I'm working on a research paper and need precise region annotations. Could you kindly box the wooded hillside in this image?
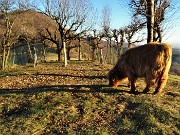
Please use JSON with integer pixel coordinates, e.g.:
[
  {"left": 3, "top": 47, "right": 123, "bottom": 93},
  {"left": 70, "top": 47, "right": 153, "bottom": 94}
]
[{"left": 0, "top": 9, "right": 180, "bottom": 75}]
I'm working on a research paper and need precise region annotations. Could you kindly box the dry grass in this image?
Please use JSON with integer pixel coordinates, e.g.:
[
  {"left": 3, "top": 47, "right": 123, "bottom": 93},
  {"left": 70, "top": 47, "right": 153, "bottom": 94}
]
[{"left": 0, "top": 61, "right": 179, "bottom": 134}]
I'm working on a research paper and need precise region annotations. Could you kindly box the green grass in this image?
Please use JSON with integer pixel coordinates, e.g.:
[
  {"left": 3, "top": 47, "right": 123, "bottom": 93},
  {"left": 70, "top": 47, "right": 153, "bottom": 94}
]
[{"left": 0, "top": 61, "right": 179, "bottom": 135}]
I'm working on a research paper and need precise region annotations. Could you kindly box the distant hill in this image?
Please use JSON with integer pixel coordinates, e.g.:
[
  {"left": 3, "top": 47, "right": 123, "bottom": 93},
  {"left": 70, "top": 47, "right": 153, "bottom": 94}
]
[
  {"left": 0, "top": 9, "right": 56, "bottom": 42},
  {"left": 171, "top": 48, "right": 180, "bottom": 75}
]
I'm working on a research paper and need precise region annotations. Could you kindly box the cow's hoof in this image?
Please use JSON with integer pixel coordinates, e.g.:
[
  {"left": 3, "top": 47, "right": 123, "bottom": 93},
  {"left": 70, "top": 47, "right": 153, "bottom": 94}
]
[
  {"left": 153, "top": 89, "right": 162, "bottom": 95},
  {"left": 129, "top": 90, "right": 139, "bottom": 95},
  {"left": 153, "top": 91, "right": 160, "bottom": 95},
  {"left": 143, "top": 89, "right": 150, "bottom": 93}
]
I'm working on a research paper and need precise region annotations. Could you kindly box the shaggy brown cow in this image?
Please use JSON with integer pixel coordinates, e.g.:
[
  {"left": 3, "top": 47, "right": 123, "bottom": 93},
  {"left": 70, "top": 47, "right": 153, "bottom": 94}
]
[{"left": 108, "top": 42, "right": 172, "bottom": 94}]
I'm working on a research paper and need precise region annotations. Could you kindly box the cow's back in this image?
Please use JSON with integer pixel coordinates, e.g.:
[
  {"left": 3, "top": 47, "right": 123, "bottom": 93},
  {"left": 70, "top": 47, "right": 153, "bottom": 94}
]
[{"left": 119, "top": 43, "right": 172, "bottom": 78}]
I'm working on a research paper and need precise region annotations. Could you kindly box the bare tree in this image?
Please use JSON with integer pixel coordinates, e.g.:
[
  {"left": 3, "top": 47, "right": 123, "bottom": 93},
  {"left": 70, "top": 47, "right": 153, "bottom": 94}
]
[
  {"left": 101, "top": 5, "right": 113, "bottom": 63},
  {"left": 119, "top": 29, "right": 125, "bottom": 57},
  {"left": 130, "top": 0, "right": 170, "bottom": 43},
  {"left": 87, "top": 30, "right": 103, "bottom": 62},
  {"left": 124, "top": 19, "right": 145, "bottom": 48},
  {"left": 71, "top": 35, "right": 85, "bottom": 61},
  {"left": 38, "top": 0, "right": 94, "bottom": 67},
  {"left": 112, "top": 28, "right": 125, "bottom": 58},
  {"left": 17, "top": 0, "right": 31, "bottom": 10},
  {"left": 77, "top": 36, "right": 81, "bottom": 61},
  {"left": 153, "top": 0, "right": 170, "bottom": 42},
  {"left": 0, "top": 0, "right": 20, "bottom": 69},
  {"left": 65, "top": 38, "right": 80, "bottom": 60},
  {"left": 19, "top": 34, "right": 34, "bottom": 63}
]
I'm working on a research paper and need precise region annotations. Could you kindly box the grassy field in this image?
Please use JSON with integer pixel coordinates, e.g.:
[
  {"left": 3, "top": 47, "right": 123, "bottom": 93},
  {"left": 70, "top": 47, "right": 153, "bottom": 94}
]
[{"left": 0, "top": 61, "right": 179, "bottom": 135}]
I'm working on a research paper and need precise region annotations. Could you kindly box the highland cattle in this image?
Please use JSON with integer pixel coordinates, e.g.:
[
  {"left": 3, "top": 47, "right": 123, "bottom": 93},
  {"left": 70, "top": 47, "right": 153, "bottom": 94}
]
[{"left": 108, "top": 42, "right": 172, "bottom": 94}]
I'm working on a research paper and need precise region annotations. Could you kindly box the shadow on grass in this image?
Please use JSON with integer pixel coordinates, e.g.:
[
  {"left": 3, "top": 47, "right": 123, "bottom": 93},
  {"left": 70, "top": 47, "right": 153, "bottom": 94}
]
[
  {"left": 36, "top": 73, "right": 107, "bottom": 80},
  {"left": 0, "top": 84, "right": 130, "bottom": 95},
  {"left": 0, "top": 72, "right": 107, "bottom": 80}
]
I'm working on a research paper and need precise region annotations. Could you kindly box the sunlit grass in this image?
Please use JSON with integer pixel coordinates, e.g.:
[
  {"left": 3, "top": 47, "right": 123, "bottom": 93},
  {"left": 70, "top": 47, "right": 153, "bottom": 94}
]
[{"left": 0, "top": 61, "right": 179, "bottom": 134}]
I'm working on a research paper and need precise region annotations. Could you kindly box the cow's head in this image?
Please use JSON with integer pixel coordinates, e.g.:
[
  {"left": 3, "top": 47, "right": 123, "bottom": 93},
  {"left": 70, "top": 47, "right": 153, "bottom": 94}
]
[
  {"left": 108, "top": 69, "right": 120, "bottom": 87},
  {"left": 108, "top": 68, "right": 128, "bottom": 87}
]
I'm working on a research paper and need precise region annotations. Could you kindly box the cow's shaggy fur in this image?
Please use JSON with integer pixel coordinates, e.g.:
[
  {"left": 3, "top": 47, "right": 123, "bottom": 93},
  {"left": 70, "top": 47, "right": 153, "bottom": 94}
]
[{"left": 108, "top": 42, "right": 172, "bottom": 94}]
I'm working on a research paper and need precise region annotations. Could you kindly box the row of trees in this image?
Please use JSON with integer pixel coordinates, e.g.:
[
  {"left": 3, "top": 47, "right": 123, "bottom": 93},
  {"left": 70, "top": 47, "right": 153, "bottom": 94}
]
[
  {"left": 90, "top": 0, "right": 171, "bottom": 63},
  {"left": 0, "top": 0, "right": 174, "bottom": 69}
]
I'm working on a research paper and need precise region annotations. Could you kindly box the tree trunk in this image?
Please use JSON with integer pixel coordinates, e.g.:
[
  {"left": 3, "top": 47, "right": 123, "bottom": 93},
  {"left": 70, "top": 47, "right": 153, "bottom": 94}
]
[
  {"left": 127, "top": 37, "right": 132, "bottom": 49},
  {"left": 33, "top": 47, "right": 38, "bottom": 67},
  {"left": 42, "top": 43, "right": 46, "bottom": 62},
  {"left": 119, "top": 30, "right": 124, "bottom": 57},
  {"left": 27, "top": 41, "right": 33, "bottom": 63},
  {"left": 128, "top": 43, "right": 132, "bottom": 49},
  {"left": 147, "top": 0, "right": 155, "bottom": 43},
  {"left": 119, "top": 46, "right": 123, "bottom": 58},
  {"left": 109, "top": 38, "right": 113, "bottom": 64},
  {"left": 78, "top": 45, "right": 81, "bottom": 61},
  {"left": 153, "top": 27, "right": 157, "bottom": 42},
  {"left": 157, "top": 24, "right": 162, "bottom": 42},
  {"left": 66, "top": 47, "right": 71, "bottom": 60},
  {"left": 2, "top": 45, "right": 11, "bottom": 70},
  {"left": 104, "top": 39, "right": 109, "bottom": 62},
  {"left": 99, "top": 48, "right": 103, "bottom": 64},
  {"left": 78, "top": 38, "right": 81, "bottom": 61},
  {"left": 12, "top": 49, "right": 15, "bottom": 65},
  {"left": 4, "top": 46, "right": 10, "bottom": 69},
  {"left": 2, "top": 46, "right": 6, "bottom": 70},
  {"left": 63, "top": 41, "right": 67, "bottom": 67},
  {"left": 92, "top": 47, "right": 96, "bottom": 62},
  {"left": 57, "top": 41, "right": 61, "bottom": 61}
]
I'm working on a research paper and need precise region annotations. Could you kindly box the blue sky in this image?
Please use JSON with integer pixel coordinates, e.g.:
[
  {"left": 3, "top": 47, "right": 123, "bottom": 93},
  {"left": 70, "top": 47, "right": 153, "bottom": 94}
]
[
  {"left": 90, "top": 0, "right": 180, "bottom": 48},
  {"left": 91, "top": 0, "right": 131, "bottom": 28}
]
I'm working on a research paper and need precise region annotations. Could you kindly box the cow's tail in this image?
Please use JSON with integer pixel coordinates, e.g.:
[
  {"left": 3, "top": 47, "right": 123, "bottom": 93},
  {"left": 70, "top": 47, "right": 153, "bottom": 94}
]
[
  {"left": 162, "top": 44, "right": 172, "bottom": 79},
  {"left": 154, "top": 43, "right": 172, "bottom": 94}
]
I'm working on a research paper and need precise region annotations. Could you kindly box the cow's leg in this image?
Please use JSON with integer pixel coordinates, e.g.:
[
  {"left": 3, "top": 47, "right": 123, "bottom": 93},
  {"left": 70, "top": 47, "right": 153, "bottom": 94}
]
[
  {"left": 143, "top": 78, "right": 150, "bottom": 93},
  {"left": 154, "top": 78, "right": 167, "bottom": 94},
  {"left": 143, "top": 85, "right": 150, "bottom": 93},
  {"left": 129, "top": 77, "right": 138, "bottom": 94},
  {"left": 127, "top": 78, "right": 131, "bottom": 88}
]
